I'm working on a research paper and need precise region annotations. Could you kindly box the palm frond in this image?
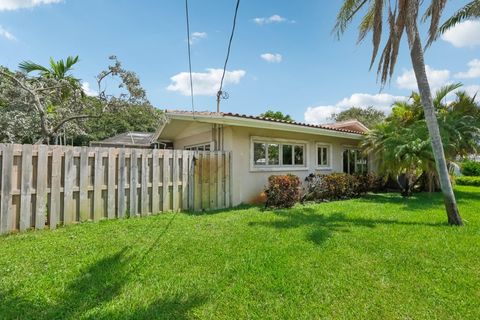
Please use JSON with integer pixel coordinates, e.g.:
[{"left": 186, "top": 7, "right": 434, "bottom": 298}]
[
  {"left": 333, "top": 0, "right": 370, "bottom": 38},
  {"left": 18, "top": 61, "right": 50, "bottom": 74},
  {"left": 438, "top": 0, "right": 480, "bottom": 35}
]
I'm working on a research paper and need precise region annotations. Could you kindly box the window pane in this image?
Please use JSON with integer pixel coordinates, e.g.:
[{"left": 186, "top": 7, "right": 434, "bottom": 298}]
[
  {"left": 268, "top": 144, "right": 280, "bottom": 165},
  {"left": 343, "top": 150, "right": 349, "bottom": 173},
  {"left": 254, "top": 143, "right": 266, "bottom": 165},
  {"left": 204, "top": 144, "right": 211, "bottom": 151},
  {"left": 294, "top": 145, "right": 304, "bottom": 165},
  {"left": 349, "top": 150, "right": 356, "bottom": 174},
  {"left": 322, "top": 147, "right": 328, "bottom": 166},
  {"left": 282, "top": 144, "right": 293, "bottom": 165}
]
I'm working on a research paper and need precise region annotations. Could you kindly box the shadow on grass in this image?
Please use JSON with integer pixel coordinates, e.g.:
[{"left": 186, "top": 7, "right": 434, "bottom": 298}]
[
  {"left": 184, "top": 204, "right": 258, "bottom": 216},
  {"left": 0, "top": 218, "right": 207, "bottom": 320},
  {"left": 250, "top": 207, "right": 446, "bottom": 246}
]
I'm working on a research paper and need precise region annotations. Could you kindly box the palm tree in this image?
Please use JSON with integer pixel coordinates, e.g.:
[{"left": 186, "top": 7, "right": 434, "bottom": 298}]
[
  {"left": 438, "top": 0, "right": 480, "bottom": 35},
  {"left": 19, "top": 56, "right": 80, "bottom": 85},
  {"left": 364, "top": 84, "right": 479, "bottom": 197},
  {"left": 335, "top": 0, "right": 464, "bottom": 225}
]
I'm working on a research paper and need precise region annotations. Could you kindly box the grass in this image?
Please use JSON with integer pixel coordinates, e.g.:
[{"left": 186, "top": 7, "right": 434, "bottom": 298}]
[{"left": 0, "top": 186, "right": 479, "bottom": 319}]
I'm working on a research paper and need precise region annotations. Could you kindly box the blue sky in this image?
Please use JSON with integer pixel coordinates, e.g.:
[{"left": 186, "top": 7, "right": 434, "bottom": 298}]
[{"left": 1, "top": 0, "right": 479, "bottom": 123}]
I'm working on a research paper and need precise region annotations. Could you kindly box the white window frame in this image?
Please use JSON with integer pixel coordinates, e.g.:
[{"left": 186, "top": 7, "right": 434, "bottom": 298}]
[
  {"left": 315, "top": 143, "right": 333, "bottom": 170},
  {"left": 342, "top": 147, "right": 368, "bottom": 174},
  {"left": 250, "top": 136, "right": 309, "bottom": 172},
  {"left": 184, "top": 141, "right": 213, "bottom": 151}
]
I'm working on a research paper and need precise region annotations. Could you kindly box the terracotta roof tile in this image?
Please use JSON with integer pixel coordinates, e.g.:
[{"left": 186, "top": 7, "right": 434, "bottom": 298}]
[{"left": 165, "top": 110, "right": 366, "bottom": 135}]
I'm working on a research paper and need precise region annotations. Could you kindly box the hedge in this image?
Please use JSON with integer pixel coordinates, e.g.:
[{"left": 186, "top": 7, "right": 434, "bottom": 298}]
[{"left": 456, "top": 176, "right": 480, "bottom": 186}]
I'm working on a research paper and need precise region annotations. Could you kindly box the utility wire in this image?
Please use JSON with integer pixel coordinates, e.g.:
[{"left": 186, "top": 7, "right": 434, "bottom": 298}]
[
  {"left": 217, "top": 0, "right": 240, "bottom": 111},
  {"left": 185, "top": 0, "right": 195, "bottom": 117}
]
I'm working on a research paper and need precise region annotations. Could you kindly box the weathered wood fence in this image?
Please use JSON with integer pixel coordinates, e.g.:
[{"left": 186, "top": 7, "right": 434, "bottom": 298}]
[{"left": 0, "top": 144, "right": 232, "bottom": 234}]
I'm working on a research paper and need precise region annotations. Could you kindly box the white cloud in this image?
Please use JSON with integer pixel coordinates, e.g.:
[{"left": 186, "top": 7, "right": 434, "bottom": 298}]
[
  {"left": 0, "top": 26, "right": 16, "bottom": 41},
  {"left": 396, "top": 65, "right": 450, "bottom": 91},
  {"left": 81, "top": 82, "right": 97, "bottom": 97},
  {"left": 260, "top": 53, "right": 282, "bottom": 63},
  {"left": 455, "top": 59, "right": 480, "bottom": 79},
  {"left": 0, "top": 0, "right": 63, "bottom": 11},
  {"left": 441, "top": 20, "right": 480, "bottom": 48},
  {"left": 304, "top": 93, "right": 408, "bottom": 125},
  {"left": 167, "top": 68, "right": 246, "bottom": 96},
  {"left": 253, "top": 14, "right": 293, "bottom": 25},
  {"left": 190, "top": 31, "right": 207, "bottom": 44},
  {"left": 463, "top": 85, "right": 480, "bottom": 101}
]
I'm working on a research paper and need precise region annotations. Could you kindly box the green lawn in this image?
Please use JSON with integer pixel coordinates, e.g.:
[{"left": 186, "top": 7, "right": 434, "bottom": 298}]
[{"left": 0, "top": 186, "right": 479, "bottom": 319}]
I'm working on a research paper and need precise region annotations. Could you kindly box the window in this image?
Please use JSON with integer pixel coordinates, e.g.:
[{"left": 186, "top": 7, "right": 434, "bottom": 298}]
[
  {"left": 343, "top": 148, "right": 368, "bottom": 174},
  {"left": 185, "top": 142, "right": 212, "bottom": 151},
  {"left": 316, "top": 144, "right": 331, "bottom": 168},
  {"left": 252, "top": 138, "right": 306, "bottom": 169}
]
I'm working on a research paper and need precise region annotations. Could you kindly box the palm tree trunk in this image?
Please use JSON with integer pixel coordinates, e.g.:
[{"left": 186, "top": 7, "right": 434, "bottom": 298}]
[{"left": 408, "top": 28, "right": 463, "bottom": 226}]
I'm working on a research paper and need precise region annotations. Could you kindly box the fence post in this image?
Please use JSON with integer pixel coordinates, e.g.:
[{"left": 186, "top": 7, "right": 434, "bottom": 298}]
[{"left": 1, "top": 144, "right": 14, "bottom": 234}]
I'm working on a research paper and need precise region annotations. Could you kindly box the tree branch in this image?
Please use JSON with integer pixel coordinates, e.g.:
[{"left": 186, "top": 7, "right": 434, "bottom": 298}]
[{"left": 51, "top": 115, "right": 99, "bottom": 134}]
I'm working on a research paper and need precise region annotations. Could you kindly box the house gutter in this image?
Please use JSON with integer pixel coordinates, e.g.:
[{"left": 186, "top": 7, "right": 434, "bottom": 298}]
[{"left": 166, "top": 113, "right": 365, "bottom": 140}]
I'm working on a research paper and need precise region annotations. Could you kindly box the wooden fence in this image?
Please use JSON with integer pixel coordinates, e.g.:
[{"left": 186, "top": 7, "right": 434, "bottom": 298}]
[{"left": 0, "top": 144, "right": 232, "bottom": 234}]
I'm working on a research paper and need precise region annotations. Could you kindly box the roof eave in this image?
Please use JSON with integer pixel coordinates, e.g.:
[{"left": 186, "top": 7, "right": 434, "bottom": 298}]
[{"left": 166, "top": 113, "right": 365, "bottom": 140}]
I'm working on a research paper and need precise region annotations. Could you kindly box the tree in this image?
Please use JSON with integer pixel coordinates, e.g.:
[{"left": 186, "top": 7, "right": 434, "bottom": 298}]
[
  {"left": 363, "top": 84, "right": 480, "bottom": 195},
  {"left": 438, "top": 0, "right": 480, "bottom": 36},
  {"left": 0, "top": 55, "right": 164, "bottom": 145},
  {"left": 0, "top": 63, "right": 90, "bottom": 144},
  {"left": 335, "top": 0, "right": 463, "bottom": 225},
  {"left": 331, "top": 106, "right": 385, "bottom": 128},
  {"left": 260, "top": 110, "right": 294, "bottom": 122}
]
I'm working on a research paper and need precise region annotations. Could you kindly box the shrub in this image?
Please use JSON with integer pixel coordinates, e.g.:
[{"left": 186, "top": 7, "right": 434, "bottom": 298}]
[
  {"left": 303, "top": 172, "right": 381, "bottom": 202},
  {"left": 265, "top": 174, "right": 301, "bottom": 208},
  {"left": 456, "top": 176, "right": 480, "bottom": 186},
  {"left": 462, "top": 161, "right": 480, "bottom": 176}
]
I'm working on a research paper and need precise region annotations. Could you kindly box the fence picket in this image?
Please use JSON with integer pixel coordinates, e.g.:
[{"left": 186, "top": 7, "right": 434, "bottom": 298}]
[
  {"left": 79, "top": 147, "right": 89, "bottom": 221},
  {"left": 63, "top": 148, "right": 75, "bottom": 225},
  {"left": 1, "top": 144, "right": 14, "bottom": 234},
  {"left": 141, "top": 150, "right": 148, "bottom": 215},
  {"left": 107, "top": 149, "right": 116, "bottom": 219},
  {"left": 130, "top": 149, "right": 138, "bottom": 217},
  {"left": 181, "top": 151, "right": 189, "bottom": 210},
  {"left": 35, "top": 145, "right": 48, "bottom": 230},
  {"left": 151, "top": 149, "right": 160, "bottom": 214},
  {"left": 20, "top": 144, "right": 33, "bottom": 231},
  {"left": 172, "top": 150, "right": 179, "bottom": 211},
  {"left": 118, "top": 149, "right": 126, "bottom": 218},
  {"left": 50, "top": 147, "right": 61, "bottom": 229},
  {"left": 93, "top": 148, "right": 103, "bottom": 221}
]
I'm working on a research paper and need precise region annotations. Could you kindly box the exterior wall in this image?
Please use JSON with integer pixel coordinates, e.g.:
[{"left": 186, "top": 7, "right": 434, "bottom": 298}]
[
  {"left": 167, "top": 121, "right": 364, "bottom": 206},
  {"left": 223, "top": 126, "right": 362, "bottom": 206},
  {"left": 171, "top": 122, "right": 213, "bottom": 150}
]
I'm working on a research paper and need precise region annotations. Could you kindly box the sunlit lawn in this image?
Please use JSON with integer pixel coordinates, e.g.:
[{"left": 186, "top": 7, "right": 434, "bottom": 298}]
[{"left": 0, "top": 186, "right": 479, "bottom": 319}]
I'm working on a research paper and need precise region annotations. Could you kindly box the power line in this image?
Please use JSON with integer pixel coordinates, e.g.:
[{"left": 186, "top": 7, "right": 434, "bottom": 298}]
[
  {"left": 217, "top": 0, "right": 240, "bottom": 112},
  {"left": 185, "top": 0, "right": 195, "bottom": 117}
]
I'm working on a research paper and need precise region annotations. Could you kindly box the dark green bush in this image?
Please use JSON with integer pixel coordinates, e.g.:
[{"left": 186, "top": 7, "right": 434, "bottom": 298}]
[
  {"left": 303, "top": 172, "right": 381, "bottom": 202},
  {"left": 265, "top": 174, "right": 301, "bottom": 208},
  {"left": 462, "top": 161, "right": 480, "bottom": 176},
  {"left": 456, "top": 176, "right": 480, "bottom": 186}
]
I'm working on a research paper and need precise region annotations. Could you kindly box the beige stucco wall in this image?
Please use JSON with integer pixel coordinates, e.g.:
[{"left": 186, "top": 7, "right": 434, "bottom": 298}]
[
  {"left": 223, "top": 126, "right": 362, "bottom": 206},
  {"left": 167, "top": 121, "right": 364, "bottom": 206}
]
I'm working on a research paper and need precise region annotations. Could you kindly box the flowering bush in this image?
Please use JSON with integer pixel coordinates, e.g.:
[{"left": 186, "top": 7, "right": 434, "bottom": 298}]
[
  {"left": 265, "top": 174, "right": 301, "bottom": 208},
  {"left": 303, "top": 172, "right": 382, "bottom": 202}
]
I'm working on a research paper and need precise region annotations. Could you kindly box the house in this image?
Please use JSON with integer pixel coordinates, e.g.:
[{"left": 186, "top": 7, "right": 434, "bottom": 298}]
[{"left": 157, "top": 110, "right": 369, "bottom": 206}]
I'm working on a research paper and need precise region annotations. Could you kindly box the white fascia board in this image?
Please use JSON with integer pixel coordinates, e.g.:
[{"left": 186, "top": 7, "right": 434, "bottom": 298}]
[{"left": 166, "top": 113, "right": 365, "bottom": 140}]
